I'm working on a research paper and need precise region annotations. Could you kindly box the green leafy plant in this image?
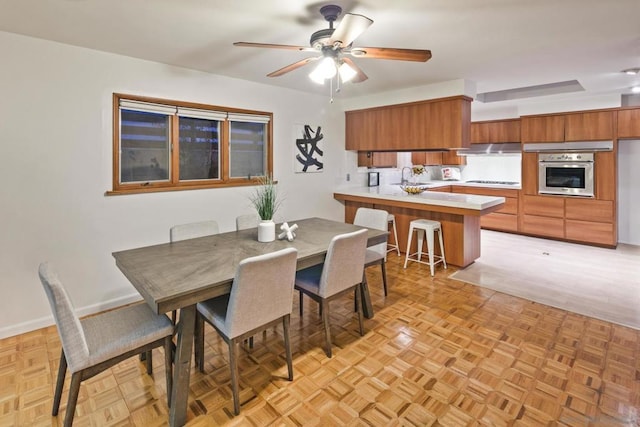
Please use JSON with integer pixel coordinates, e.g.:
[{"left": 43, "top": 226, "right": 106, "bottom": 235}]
[{"left": 249, "top": 175, "right": 281, "bottom": 221}]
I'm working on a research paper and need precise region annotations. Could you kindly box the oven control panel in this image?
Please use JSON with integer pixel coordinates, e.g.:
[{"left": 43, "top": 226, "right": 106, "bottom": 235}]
[{"left": 539, "top": 152, "right": 594, "bottom": 162}]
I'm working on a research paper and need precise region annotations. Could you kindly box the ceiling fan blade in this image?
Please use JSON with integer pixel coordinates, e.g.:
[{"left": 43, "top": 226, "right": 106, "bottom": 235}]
[
  {"left": 233, "top": 42, "right": 315, "bottom": 52},
  {"left": 267, "top": 57, "right": 319, "bottom": 77},
  {"left": 348, "top": 47, "right": 432, "bottom": 62},
  {"left": 329, "top": 13, "right": 373, "bottom": 47},
  {"left": 342, "top": 57, "right": 368, "bottom": 83}
]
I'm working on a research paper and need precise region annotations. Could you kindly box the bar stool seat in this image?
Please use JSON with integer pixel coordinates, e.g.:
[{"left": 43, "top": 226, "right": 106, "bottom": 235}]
[
  {"left": 386, "top": 214, "right": 400, "bottom": 256},
  {"left": 403, "top": 219, "right": 447, "bottom": 276}
]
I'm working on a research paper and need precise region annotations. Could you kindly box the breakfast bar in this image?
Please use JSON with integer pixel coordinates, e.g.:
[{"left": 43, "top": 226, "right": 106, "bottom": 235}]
[{"left": 334, "top": 185, "right": 505, "bottom": 267}]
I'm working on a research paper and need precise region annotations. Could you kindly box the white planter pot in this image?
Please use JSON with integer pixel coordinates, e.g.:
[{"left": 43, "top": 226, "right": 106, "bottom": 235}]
[{"left": 257, "top": 220, "right": 276, "bottom": 242}]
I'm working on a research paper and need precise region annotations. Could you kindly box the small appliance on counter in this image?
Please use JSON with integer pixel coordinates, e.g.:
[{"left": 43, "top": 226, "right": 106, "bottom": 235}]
[{"left": 368, "top": 171, "right": 380, "bottom": 187}]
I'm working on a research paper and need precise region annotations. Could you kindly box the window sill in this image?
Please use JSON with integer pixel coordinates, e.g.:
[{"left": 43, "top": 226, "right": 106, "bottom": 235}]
[{"left": 105, "top": 179, "right": 265, "bottom": 196}]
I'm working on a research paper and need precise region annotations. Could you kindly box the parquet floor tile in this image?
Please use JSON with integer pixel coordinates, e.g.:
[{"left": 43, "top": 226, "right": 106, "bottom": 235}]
[{"left": 2, "top": 254, "right": 640, "bottom": 425}]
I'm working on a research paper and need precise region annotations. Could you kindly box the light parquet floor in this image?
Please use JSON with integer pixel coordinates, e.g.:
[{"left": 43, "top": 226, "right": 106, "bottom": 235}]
[{"left": 1, "top": 253, "right": 639, "bottom": 426}]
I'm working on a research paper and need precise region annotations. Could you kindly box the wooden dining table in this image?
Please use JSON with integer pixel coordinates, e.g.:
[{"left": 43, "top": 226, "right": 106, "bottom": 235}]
[{"left": 112, "top": 217, "right": 388, "bottom": 426}]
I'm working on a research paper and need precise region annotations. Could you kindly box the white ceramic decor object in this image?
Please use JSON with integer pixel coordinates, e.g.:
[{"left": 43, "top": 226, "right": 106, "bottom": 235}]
[{"left": 258, "top": 220, "right": 276, "bottom": 242}]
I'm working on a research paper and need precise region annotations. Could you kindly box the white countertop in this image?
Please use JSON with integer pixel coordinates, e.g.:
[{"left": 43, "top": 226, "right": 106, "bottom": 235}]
[
  {"left": 401, "top": 180, "right": 521, "bottom": 190},
  {"left": 334, "top": 184, "right": 506, "bottom": 211}
]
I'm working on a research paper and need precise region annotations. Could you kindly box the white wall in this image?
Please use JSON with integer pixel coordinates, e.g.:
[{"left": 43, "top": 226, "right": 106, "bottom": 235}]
[
  {"left": 618, "top": 141, "right": 640, "bottom": 245},
  {"left": 0, "top": 31, "right": 347, "bottom": 338}
]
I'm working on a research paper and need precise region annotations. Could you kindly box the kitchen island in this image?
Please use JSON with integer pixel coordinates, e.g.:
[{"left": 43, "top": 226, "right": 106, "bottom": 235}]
[{"left": 334, "top": 185, "right": 505, "bottom": 267}]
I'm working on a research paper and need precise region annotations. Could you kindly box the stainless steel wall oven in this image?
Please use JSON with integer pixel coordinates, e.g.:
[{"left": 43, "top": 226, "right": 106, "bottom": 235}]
[{"left": 538, "top": 152, "right": 594, "bottom": 197}]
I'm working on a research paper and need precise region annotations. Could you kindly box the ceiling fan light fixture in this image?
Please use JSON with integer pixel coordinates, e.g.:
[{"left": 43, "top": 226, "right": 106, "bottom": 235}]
[
  {"left": 338, "top": 61, "right": 357, "bottom": 83},
  {"left": 309, "top": 57, "right": 337, "bottom": 84}
]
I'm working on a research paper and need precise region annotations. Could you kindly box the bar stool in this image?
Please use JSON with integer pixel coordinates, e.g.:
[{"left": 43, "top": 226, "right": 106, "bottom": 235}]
[
  {"left": 386, "top": 214, "right": 400, "bottom": 256},
  {"left": 403, "top": 219, "right": 447, "bottom": 276}
]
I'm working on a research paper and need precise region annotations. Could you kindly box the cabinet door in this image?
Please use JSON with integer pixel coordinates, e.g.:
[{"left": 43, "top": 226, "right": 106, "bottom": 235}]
[
  {"left": 521, "top": 115, "right": 565, "bottom": 143},
  {"left": 565, "top": 199, "right": 614, "bottom": 223},
  {"left": 521, "top": 152, "right": 538, "bottom": 195},
  {"left": 617, "top": 108, "right": 640, "bottom": 139},
  {"left": 411, "top": 151, "right": 443, "bottom": 165},
  {"left": 564, "top": 111, "right": 613, "bottom": 141},
  {"left": 441, "top": 151, "right": 466, "bottom": 165},
  {"left": 595, "top": 151, "right": 615, "bottom": 201},
  {"left": 523, "top": 195, "right": 564, "bottom": 217},
  {"left": 425, "top": 97, "right": 471, "bottom": 149},
  {"left": 471, "top": 120, "right": 521, "bottom": 143},
  {"left": 357, "top": 152, "right": 397, "bottom": 167},
  {"left": 345, "top": 109, "right": 381, "bottom": 151}
]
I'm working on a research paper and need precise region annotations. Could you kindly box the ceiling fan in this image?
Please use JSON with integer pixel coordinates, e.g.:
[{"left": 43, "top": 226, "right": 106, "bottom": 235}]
[{"left": 233, "top": 4, "right": 432, "bottom": 85}]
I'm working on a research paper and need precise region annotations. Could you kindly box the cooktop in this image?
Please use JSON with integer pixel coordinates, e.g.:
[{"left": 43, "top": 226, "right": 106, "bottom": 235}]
[{"left": 466, "top": 180, "right": 520, "bottom": 185}]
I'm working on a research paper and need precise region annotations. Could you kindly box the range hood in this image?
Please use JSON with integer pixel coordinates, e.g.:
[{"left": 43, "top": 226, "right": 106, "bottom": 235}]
[
  {"left": 523, "top": 141, "right": 613, "bottom": 152},
  {"left": 457, "top": 143, "right": 522, "bottom": 156}
]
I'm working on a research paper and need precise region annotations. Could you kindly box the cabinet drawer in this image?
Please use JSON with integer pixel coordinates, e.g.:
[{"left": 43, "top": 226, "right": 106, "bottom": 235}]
[
  {"left": 565, "top": 220, "right": 615, "bottom": 246},
  {"left": 523, "top": 195, "right": 564, "bottom": 218},
  {"left": 497, "top": 197, "right": 518, "bottom": 215},
  {"left": 565, "top": 199, "right": 614, "bottom": 223},
  {"left": 522, "top": 215, "right": 565, "bottom": 238},
  {"left": 427, "top": 186, "right": 451, "bottom": 192},
  {"left": 481, "top": 212, "right": 518, "bottom": 232},
  {"left": 457, "top": 186, "right": 519, "bottom": 198}
]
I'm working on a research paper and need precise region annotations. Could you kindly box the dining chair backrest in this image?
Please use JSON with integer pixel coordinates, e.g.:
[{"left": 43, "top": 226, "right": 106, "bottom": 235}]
[
  {"left": 170, "top": 220, "right": 219, "bottom": 242},
  {"left": 38, "top": 263, "right": 90, "bottom": 372},
  {"left": 319, "top": 229, "right": 368, "bottom": 297},
  {"left": 235, "top": 213, "right": 260, "bottom": 231},
  {"left": 353, "top": 207, "right": 389, "bottom": 259},
  {"left": 224, "top": 247, "right": 298, "bottom": 338}
]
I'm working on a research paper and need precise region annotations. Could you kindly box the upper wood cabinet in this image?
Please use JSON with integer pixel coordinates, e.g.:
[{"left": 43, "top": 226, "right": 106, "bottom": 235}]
[
  {"left": 521, "top": 111, "right": 614, "bottom": 143},
  {"left": 345, "top": 96, "right": 472, "bottom": 151},
  {"left": 411, "top": 151, "right": 442, "bottom": 166},
  {"left": 411, "top": 151, "right": 466, "bottom": 166},
  {"left": 470, "top": 119, "right": 521, "bottom": 143},
  {"left": 617, "top": 107, "right": 640, "bottom": 139},
  {"left": 357, "top": 151, "right": 397, "bottom": 168},
  {"left": 521, "top": 115, "right": 565, "bottom": 143},
  {"left": 564, "top": 111, "right": 613, "bottom": 141}
]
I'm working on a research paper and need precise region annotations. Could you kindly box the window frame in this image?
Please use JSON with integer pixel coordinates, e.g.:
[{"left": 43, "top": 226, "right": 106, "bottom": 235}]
[{"left": 109, "top": 93, "right": 273, "bottom": 195}]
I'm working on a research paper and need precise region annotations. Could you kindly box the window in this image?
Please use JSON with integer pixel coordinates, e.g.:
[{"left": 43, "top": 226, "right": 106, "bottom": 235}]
[{"left": 111, "top": 94, "right": 272, "bottom": 194}]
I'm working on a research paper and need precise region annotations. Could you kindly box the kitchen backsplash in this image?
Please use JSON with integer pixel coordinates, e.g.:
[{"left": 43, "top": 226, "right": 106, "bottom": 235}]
[{"left": 353, "top": 153, "right": 522, "bottom": 185}]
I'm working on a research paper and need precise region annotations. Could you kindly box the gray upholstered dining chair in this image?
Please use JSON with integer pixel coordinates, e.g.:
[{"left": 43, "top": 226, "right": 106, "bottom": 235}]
[
  {"left": 294, "top": 228, "right": 368, "bottom": 358},
  {"left": 235, "top": 213, "right": 260, "bottom": 231},
  {"left": 38, "top": 262, "right": 173, "bottom": 427},
  {"left": 353, "top": 207, "right": 390, "bottom": 296},
  {"left": 169, "top": 220, "right": 220, "bottom": 324},
  {"left": 170, "top": 220, "right": 220, "bottom": 242},
  {"left": 194, "top": 247, "right": 298, "bottom": 415}
]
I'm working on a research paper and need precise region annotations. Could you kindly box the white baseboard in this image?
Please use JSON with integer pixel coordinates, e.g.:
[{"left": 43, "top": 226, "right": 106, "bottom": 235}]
[{"left": 0, "top": 293, "right": 143, "bottom": 340}]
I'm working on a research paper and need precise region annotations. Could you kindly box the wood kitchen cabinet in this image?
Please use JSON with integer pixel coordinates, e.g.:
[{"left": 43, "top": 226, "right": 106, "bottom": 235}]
[
  {"left": 411, "top": 151, "right": 466, "bottom": 166},
  {"left": 521, "top": 152, "right": 538, "bottom": 195},
  {"left": 411, "top": 151, "right": 443, "bottom": 166},
  {"left": 617, "top": 107, "right": 640, "bottom": 138},
  {"left": 470, "top": 119, "right": 521, "bottom": 143},
  {"left": 564, "top": 111, "right": 613, "bottom": 141},
  {"left": 521, "top": 110, "right": 614, "bottom": 143},
  {"left": 345, "top": 96, "right": 472, "bottom": 151},
  {"left": 521, "top": 115, "right": 565, "bottom": 143},
  {"left": 451, "top": 186, "right": 519, "bottom": 232},
  {"left": 565, "top": 199, "right": 616, "bottom": 246},
  {"left": 357, "top": 151, "right": 397, "bottom": 168},
  {"left": 521, "top": 195, "right": 565, "bottom": 238}
]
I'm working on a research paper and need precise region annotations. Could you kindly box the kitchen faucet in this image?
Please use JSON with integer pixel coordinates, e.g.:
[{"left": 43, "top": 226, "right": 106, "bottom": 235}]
[{"left": 401, "top": 167, "right": 412, "bottom": 184}]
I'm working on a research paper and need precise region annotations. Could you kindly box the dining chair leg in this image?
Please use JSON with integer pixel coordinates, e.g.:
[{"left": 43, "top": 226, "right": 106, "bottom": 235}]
[
  {"left": 381, "top": 261, "right": 388, "bottom": 296},
  {"left": 64, "top": 372, "right": 82, "bottom": 427},
  {"left": 228, "top": 339, "right": 240, "bottom": 415},
  {"left": 145, "top": 350, "right": 153, "bottom": 375},
  {"left": 283, "top": 315, "right": 294, "bottom": 381},
  {"left": 195, "top": 314, "right": 205, "bottom": 372},
  {"left": 355, "top": 284, "right": 365, "bottom": 336},
  {"left": 298, "top": 291, "right": 304, "bottom": 316},
  {"left": 321, "top": 300, "right": 332, "bottom": 358},
  {"left": 164, "top": 336, "right": 173, "bottom": 408},
  {"left": 52, "top": 350, "right": 67, "bottom": 416}
]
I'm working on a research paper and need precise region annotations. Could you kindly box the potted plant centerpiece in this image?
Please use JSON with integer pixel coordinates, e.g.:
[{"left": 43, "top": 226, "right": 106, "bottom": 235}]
[{"left": 250, "top": 175, "right": 281, "bottom": 242}]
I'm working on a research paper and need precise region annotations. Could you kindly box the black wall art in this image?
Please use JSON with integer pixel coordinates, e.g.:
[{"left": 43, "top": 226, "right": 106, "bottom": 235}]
[{"left": 294, "top": 124, "right": 324, "bottom": 173}]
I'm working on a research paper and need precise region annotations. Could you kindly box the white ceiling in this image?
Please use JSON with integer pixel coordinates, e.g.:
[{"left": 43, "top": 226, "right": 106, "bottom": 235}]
[{"left": 1, "top": 0, "right": 639, "bottom": 109}]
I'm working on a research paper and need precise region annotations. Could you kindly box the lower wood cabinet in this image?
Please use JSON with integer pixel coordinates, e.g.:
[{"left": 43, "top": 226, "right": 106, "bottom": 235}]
[
  {"left": 450, "top": 186, "right": 519, "bottom": 232},
  {"left": 521, "top": 195, "right": 616, "bottom": 246},
  {"left": 522, "top": 214, "right": 565, "bottom": 238}
]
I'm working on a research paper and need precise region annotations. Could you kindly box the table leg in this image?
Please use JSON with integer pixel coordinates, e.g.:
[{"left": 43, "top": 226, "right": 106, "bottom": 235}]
[
  {"left": 169, "top": 304, "right": 195, "bottom": 426},
  {"left": 360, "top": 280, "right": 374, "bottom": 319}
]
